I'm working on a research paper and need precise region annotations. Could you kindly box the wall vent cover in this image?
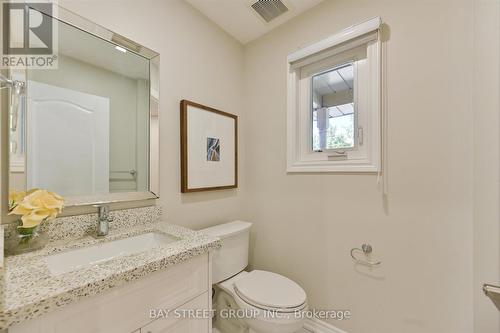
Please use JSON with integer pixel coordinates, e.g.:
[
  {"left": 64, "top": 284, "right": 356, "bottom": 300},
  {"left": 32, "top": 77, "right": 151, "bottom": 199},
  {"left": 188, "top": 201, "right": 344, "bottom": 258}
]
[{"left": 250, "top": 0, "right": 289, "bottom": 23}]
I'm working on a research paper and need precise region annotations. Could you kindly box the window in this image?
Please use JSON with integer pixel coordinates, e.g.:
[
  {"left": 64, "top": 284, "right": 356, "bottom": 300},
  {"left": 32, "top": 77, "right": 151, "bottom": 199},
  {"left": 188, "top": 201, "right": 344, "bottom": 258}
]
[
  {"left": 287, "top": 17, "right": 382, "bottom": 173},
  {"left": 312, "top": 62, "right": 355, "bottom": 152}
]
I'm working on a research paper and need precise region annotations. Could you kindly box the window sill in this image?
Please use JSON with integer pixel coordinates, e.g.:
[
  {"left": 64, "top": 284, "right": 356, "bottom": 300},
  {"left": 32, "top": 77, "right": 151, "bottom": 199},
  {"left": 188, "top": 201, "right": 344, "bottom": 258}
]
[{"left": 287, "top": 159, "right": 379, "bottom": 173}]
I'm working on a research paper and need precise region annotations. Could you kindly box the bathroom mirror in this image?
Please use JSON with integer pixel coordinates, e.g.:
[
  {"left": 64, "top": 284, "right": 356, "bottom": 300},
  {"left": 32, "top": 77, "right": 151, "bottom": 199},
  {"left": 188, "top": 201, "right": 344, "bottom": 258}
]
[{"left": 5, "top": 5, "right": 160, "bottom": 212}]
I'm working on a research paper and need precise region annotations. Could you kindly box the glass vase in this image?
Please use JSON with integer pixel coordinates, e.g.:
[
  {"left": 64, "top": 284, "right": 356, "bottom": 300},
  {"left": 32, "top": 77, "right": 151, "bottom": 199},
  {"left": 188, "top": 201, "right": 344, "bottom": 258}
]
[{"left": 5, "top": 222, "right": 48, "bottom": 255}]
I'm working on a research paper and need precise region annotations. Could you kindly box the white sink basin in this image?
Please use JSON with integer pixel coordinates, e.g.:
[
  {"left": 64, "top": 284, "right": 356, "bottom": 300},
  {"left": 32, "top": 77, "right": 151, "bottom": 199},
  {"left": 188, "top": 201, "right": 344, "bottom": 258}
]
[{"left": 46, "top": 232, "right": 179, "bottom": 275}]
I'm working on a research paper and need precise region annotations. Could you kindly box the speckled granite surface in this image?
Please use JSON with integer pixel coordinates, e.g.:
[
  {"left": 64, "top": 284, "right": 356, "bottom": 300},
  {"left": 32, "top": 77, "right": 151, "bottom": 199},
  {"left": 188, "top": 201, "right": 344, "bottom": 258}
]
[
  {"left": 4, "top": 206, "right": 162, "bottom": 243},
  {"left": 0, "top": 207, "right": 221, "bottom": 329}
]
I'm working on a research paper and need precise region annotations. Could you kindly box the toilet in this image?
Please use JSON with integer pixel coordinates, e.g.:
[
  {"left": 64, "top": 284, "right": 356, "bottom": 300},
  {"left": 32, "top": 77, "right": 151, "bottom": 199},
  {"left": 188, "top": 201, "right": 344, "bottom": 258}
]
[{"left": 201, "top": 221, "right": 307, "bottom": 333}]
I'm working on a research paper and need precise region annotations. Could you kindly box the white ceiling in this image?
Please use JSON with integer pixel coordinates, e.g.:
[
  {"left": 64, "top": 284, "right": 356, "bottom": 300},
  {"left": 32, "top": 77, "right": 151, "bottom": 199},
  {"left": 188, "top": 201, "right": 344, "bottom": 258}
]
[{"left": 185, "top": 0, "right": 324, "bottom": 44}]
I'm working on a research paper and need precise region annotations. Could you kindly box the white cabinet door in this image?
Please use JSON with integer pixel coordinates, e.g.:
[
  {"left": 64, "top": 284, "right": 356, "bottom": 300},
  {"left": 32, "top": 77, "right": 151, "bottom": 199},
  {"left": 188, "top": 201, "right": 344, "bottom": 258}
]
[
  {"left": 10, "top": 255, "right": 209, "bottom": 333},
  {"left": 141, "top": 293, "right": 210, "bottom": 333}
]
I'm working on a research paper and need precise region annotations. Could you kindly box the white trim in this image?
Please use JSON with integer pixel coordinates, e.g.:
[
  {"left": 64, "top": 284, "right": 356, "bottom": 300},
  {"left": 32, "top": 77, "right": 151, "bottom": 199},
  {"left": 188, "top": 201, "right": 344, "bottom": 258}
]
[
  {"left": 287, "top": 17, "right": 381, "bottom": 63},
  {"left": 304, "top": 318, "right": 349, "bottom": 333}
]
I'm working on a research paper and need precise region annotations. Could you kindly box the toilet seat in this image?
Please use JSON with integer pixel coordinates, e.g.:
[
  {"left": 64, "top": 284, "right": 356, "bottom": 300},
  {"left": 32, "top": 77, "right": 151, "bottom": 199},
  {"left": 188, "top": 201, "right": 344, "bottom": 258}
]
[
  {"left": 233, "top": 270, "right": 307, "bottom": 313},
  {"left": 217, "top": 270, "right": 307, "bottom": 333}
]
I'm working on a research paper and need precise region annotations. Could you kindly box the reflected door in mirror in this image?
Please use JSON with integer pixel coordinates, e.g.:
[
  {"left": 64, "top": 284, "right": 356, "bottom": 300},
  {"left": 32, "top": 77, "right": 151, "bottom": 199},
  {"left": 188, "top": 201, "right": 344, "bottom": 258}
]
[{"left": 27, "top": 81, "right": 110, "bottom": 196}]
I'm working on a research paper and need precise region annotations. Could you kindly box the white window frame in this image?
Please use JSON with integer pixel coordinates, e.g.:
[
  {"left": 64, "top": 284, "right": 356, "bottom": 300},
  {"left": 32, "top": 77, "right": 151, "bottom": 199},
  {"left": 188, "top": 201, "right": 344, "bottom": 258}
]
[{"left": 287, "top": 17, "right": 382, "bottom": 173}]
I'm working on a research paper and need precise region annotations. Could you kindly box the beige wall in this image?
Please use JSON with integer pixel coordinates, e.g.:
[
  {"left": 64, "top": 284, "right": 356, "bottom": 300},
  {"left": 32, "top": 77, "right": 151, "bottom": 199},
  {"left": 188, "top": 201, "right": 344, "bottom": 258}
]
[
  {"left": 473, "top": 0, "right": 500, "bottom": 332},
  {"left": 242, "top": 0, "right": 477, "bottom": 332},
  {"left": 58, "top": 0, "right": 245, "bottom": 229}
]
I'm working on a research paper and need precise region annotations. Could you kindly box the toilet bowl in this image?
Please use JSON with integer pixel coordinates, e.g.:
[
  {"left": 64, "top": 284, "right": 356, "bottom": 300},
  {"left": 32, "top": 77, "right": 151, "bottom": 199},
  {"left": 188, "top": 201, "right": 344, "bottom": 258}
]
[
  {"left": 201, "top": 221, "right": 308, "bottom": 333},
  {"left": 220, "top": 270, "right": 307, "bottom": 333}
]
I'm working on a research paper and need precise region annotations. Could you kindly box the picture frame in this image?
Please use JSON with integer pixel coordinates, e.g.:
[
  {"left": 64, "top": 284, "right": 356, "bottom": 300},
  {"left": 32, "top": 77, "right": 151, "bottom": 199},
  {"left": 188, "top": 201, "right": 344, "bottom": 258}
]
[{"left": 180, "top": 100, "right": 238, "bottom": 193}]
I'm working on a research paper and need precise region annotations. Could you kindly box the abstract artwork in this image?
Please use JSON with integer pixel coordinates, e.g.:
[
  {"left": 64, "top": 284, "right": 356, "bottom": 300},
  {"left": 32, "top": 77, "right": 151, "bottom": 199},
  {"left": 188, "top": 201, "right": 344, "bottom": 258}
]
[
  {"left": 207, "top": 138, "right": 220, "bottom": 161},
  {"left": 181, "top": 100, "right": 238, "bottom": 192}
]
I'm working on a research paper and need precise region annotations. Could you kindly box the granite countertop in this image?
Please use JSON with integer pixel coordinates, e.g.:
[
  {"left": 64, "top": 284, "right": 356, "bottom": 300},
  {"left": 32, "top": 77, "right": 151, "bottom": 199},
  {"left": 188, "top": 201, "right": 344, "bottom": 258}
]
[{"left": 0, "top": 221, "right": 221, "bottom": 329}]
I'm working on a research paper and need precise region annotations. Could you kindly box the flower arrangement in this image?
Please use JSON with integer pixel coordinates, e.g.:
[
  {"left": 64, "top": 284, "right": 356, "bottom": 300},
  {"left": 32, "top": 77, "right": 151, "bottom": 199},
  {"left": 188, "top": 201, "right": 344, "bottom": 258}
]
[{"left": 7, "top": 189, "right": 64, "bottom": 250}]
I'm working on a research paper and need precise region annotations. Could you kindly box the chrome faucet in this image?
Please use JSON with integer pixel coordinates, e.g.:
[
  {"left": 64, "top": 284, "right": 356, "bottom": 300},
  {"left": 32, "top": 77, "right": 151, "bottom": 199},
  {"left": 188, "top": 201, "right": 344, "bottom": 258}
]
[{"left": 95, "top": 205, "right": 113, "bottom": 237}]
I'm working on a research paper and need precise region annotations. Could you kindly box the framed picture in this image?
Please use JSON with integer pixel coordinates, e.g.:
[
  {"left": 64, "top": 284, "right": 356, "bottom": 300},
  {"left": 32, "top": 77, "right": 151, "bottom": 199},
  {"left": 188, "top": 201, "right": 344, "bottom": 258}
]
[{"left": 180, "top": 100, "right": 238, "bottom": 192}]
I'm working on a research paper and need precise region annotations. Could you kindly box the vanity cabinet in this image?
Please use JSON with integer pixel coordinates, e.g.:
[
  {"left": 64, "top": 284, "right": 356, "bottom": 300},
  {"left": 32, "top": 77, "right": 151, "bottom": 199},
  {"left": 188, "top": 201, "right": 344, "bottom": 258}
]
[
  {"left": 9, "top": 254, "right": 212, "bottom": 333},
  {"left": 140, "top": 293, "right": 209, "bottom": 333}
]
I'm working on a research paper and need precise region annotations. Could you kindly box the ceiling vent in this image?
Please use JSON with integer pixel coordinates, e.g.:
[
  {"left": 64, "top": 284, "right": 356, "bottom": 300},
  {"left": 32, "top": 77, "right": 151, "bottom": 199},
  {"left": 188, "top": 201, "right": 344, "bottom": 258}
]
[{"left": 250, "top": 0, "right": 290, "bottom": 23}]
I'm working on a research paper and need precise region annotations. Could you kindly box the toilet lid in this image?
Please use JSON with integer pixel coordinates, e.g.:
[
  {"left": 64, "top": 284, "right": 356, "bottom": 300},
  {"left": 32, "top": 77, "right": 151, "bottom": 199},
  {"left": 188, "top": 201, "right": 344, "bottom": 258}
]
[{"left": 234, "top": 270, "right": 306, "bottom": 310}]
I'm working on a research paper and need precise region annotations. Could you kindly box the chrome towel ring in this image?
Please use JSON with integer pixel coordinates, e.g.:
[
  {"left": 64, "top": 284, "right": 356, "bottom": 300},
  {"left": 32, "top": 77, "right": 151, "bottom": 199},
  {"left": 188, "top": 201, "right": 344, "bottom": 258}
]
[{"left": 350, "top": 243, "right": 382, "bottom": 266}]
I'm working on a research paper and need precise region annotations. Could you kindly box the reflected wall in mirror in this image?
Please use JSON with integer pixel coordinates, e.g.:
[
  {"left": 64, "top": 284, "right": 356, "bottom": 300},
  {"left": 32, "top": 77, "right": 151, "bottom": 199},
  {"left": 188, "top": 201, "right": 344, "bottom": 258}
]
[{"left": 7, "top": 6, "right": 159, "bottom": 209}]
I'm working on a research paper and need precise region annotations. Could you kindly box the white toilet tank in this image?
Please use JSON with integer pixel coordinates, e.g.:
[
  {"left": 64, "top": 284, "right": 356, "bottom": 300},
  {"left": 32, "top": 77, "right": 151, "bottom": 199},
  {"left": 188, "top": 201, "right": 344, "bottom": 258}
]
[{"left": 200, "top": 221, "right": 252, "bottom": 284}]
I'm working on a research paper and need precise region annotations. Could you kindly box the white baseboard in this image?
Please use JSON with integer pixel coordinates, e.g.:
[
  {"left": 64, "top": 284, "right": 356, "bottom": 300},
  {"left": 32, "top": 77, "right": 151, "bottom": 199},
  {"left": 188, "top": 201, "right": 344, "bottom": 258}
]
[{"left": 304, "top": 318, "right": 349, "bottom": 333}]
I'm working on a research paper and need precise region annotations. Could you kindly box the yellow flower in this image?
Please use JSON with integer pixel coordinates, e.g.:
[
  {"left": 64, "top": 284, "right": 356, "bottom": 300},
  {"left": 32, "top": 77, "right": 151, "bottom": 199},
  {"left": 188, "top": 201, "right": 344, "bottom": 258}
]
[
  {"left": 42, "top": 191, "right": 65, "bottom": 213},
  {"left": 9, "top": 190, "right": 26, "bottom": 210},
  {"left": 20, "top": 209, "right": 51, "bottom": 228},
  {"left": 9, "top": 189, "right": 64, "bottom": 229},
  {"left": 9, "top": 188, "right": 40, "bottom": 210}
]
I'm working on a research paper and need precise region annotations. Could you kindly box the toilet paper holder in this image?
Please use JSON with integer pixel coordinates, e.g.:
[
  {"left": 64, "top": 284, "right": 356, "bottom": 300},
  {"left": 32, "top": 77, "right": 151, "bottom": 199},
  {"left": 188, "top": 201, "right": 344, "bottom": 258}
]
[{"left": 350, "top": 243, "right": 382, "bottom": 266}]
